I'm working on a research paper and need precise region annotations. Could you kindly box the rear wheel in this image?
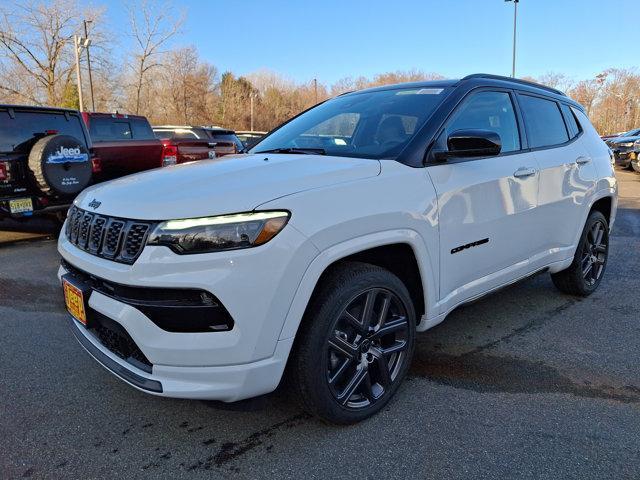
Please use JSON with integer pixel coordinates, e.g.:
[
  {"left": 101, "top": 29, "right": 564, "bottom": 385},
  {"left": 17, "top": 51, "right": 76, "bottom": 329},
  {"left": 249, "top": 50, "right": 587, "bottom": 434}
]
[
  {"left": 290, "top": 262, "right": 416, "bottom": 424},
  {"left": 551, "top": 211, "right": 609, "bottom": 296}
]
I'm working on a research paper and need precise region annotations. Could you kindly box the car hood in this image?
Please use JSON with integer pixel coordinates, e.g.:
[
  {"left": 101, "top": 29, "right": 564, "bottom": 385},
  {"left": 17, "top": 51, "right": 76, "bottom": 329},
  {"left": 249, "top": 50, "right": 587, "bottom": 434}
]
[{"left": 74, "top": 154, "right": 381, "bottom": 220}]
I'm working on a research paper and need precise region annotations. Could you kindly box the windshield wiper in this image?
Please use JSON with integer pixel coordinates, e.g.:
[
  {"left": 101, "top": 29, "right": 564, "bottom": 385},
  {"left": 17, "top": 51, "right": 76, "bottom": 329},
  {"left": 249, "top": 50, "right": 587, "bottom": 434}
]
[{"left": 255, "top": 147, "right": 326, "bottom": 155}]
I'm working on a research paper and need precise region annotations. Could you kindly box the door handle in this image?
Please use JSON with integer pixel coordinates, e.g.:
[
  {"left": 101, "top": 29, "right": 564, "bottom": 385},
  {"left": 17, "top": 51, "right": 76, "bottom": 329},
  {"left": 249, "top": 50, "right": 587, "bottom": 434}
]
[
  {"left": 576, "top": 156, "right": 591, "bottom": 165},
  {"left": 513, "top": 167, "right": 537, "bottom": 178}
]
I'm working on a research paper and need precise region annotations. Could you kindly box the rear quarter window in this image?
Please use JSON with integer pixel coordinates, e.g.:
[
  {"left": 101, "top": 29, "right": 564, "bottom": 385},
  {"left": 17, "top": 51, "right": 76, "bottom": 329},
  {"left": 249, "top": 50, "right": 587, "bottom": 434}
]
[
  {"left": 560, "top": 103, "right": 582, "bottom": 139},
  {"left": 0, "top": 109, "right": 87, "bottom": 153},
  {"left": 518, "top": 94, "right": 569, "bottom": 148}
]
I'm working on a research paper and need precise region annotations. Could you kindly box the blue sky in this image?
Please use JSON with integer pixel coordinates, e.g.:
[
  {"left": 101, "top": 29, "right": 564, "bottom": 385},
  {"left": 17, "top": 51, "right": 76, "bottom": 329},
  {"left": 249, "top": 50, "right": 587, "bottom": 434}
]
[{"left": 97, "top": 0, "right": 637, "bottom": 85}]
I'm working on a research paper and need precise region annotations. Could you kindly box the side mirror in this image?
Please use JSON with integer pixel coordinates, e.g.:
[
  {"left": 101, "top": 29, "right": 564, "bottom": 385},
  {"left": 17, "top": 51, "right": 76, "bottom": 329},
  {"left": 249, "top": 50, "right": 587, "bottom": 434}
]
[{"left": 433, "top": 129, "right": 502, "bottom": 161}]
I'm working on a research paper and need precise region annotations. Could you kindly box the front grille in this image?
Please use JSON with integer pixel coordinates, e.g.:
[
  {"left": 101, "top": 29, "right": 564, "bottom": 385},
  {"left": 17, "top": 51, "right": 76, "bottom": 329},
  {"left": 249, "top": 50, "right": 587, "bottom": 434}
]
[{"left": 66, "top": 206, "right": 155, "bottom": 264}]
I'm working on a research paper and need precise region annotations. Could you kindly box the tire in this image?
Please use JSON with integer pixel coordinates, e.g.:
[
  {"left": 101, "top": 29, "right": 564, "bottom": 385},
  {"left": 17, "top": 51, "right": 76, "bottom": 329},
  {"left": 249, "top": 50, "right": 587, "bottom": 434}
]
[
  {"left": 289, "top": 261, "right": 416, "bottom": 424},
  {"left": 28, "top": 134, "right": 92, "bottom": 196},
  {"left": 551, "top": 210, "right": 609, "bottom": 296}
]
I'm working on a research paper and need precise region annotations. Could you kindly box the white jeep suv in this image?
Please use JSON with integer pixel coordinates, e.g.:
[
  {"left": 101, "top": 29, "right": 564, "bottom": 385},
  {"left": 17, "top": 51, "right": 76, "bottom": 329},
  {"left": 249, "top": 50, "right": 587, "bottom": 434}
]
[{"left": 58, "top": 74, "right": 617, "bottom": 424}]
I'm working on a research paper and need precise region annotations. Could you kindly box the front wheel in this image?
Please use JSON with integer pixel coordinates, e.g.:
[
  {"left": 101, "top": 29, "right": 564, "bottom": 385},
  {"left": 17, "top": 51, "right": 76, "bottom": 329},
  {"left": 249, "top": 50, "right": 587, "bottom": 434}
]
[
  {"left": 551, "top": 210, "right": 609, "bottom": 296},
  {"left": 289, "top": 262, "right": 416, "bottom": 424}
]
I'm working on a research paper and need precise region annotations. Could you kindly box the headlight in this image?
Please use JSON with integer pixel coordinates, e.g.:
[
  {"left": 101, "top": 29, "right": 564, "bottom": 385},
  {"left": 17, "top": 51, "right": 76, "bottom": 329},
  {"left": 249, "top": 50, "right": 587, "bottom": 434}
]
[
  {"left": 634, "top": 139, "right": 640, "bottom": 147},
  {"left": 147, "top": 211, "right": 290, "bottom": 254}
]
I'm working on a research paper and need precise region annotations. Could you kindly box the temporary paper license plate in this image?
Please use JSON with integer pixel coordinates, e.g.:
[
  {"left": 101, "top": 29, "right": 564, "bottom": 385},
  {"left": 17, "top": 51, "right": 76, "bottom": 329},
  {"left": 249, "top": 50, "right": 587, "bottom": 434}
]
[
  {"left": 63, "top": 279, "right": 88, "bottom": 326},
  {"left": 9, "top": 198, "right": 33, "bottom": 214}
]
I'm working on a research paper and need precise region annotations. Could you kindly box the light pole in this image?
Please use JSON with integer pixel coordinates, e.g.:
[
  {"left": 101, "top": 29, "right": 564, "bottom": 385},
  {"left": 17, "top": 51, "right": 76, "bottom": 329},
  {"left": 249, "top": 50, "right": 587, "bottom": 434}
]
[
  {"left": 73, "top": 34, "right": 91, "bottom": 111},
  {"left": 84, "top": 20, "right": 96, "bottom": 112},
  {"left": 505, "top": 0, "right": 519, "bottom": 78}
]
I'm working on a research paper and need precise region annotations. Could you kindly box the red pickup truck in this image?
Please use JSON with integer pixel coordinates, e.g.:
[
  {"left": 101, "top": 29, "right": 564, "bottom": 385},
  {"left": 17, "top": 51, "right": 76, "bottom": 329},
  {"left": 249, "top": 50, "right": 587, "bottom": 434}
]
[{"left": 82, "top": 112, "right": 163, "bottom": 182}]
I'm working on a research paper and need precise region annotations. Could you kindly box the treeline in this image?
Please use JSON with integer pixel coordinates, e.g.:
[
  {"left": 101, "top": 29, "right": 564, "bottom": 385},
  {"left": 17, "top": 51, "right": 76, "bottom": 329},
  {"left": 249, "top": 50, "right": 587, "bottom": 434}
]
[{"left": 0, "top": 0, "right": 638, "bottom": 135}]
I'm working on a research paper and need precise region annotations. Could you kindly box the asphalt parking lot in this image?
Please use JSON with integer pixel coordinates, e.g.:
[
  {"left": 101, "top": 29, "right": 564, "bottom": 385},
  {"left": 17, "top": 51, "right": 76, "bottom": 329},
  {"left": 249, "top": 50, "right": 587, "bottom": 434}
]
[{"left": 1, "top": 169, "right": 639, "bottom": 480}]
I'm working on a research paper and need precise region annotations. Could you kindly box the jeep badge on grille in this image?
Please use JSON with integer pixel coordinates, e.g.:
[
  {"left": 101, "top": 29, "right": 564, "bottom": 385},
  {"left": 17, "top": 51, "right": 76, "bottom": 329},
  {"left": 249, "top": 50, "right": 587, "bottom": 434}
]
[{"left": 88, "top": 199, "right": 101, "bottom": 210}]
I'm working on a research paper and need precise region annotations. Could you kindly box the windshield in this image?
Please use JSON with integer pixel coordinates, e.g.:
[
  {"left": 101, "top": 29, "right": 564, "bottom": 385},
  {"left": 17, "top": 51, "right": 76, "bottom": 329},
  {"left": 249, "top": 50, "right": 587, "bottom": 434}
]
[{"left": 250, "top": 86, "right": 449, "bottom": 159}]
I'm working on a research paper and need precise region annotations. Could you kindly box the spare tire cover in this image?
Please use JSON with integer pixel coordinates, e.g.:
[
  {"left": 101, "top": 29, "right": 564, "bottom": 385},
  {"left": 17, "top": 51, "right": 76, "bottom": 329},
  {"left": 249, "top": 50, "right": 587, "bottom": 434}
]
[{"left": 28, "top": 134, "right": 92, "bottom": 196}]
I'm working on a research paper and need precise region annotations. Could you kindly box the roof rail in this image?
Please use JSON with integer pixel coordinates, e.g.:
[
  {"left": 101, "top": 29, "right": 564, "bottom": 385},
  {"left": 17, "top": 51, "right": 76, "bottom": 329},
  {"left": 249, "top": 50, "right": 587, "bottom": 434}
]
[{"left": 461, "top": 73, "right": 567, "bottom": 97}]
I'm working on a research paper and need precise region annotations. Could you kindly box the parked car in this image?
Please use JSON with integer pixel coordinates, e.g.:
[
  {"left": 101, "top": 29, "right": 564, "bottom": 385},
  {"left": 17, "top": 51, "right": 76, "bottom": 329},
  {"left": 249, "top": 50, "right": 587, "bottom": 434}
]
[
  {"left": 606, "top": 128, "right": 640, "bottom": 169},
  {"left": 205, "top": 127, "right": 245, "bottom": 156},
  {"left": 82, "top": 112, "right": 163, "bottom": 182},
  {"left": 152, "top": 126, "right": 244, "bottom": 166},
  {"left": 236, "top": 130, "right": 267, "bottom": 149},
  {"left": 58, "top": 74, "right": 616, "bottom": 424},
  {"left": 601, "top": 131, "right": 625, "bottom": 141},
  {"left": 604, "top": 128, "right": 640, "bottom": 146},
  {"left": 0, "top": 104, "right": 93, "bottom": 220}
]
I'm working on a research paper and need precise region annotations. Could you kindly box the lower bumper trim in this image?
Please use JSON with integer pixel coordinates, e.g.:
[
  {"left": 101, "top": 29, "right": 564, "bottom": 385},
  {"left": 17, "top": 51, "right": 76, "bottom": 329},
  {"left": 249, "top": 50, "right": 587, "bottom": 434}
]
[{"left": 68, "top": 316, "right": 163, "bottom": 393}]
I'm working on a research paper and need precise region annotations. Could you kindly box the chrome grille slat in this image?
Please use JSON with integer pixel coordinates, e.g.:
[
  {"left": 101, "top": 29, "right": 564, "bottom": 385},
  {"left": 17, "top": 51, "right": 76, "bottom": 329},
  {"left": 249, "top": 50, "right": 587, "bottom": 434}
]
[{"left": 65, "top": 206, "right": 154, "bottom": 264}]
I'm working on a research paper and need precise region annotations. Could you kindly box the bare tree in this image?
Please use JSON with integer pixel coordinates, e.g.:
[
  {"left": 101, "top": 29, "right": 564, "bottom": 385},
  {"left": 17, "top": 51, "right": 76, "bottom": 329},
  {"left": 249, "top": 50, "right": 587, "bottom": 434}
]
[
  {"left": 0, "top": 0, "right": 105, "bottom": 106},
  {"left": 127, "top": 0, "right": 183, "bottom": 114}
]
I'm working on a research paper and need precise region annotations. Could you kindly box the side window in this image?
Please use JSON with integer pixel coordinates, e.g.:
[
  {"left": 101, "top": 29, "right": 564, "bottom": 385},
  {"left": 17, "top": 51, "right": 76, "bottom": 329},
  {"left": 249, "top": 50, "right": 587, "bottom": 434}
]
[
  {"left": 446, "top": 91, "right": 521, "bottom": 153},
  {"left": 519, "top": 95, "right": 569, "bottom": 148},
  {"left": 560, "top": 103, "right": 581, "bottom": 139}
]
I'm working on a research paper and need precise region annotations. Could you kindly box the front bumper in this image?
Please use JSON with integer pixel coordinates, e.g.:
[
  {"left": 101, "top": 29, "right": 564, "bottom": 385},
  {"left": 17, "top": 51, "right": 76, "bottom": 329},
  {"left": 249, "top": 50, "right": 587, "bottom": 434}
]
[
  {"left": 67, "top": 312, "right": 294, "bottom": 400},
  {"left": 58, "top": 223, "right": 319, "bottom": 401}
]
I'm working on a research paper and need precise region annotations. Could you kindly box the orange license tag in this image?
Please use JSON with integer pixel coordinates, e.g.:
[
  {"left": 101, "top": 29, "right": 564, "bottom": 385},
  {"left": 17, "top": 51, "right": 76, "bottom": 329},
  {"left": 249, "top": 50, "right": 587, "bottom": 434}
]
[{"left": 63, "top": 279, "right": 87, "bottom": 325}]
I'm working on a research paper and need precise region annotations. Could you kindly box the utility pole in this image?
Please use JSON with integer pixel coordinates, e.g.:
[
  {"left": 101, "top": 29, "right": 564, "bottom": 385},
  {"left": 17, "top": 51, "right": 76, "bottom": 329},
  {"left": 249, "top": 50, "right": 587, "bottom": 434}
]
[
  {"left": 313, "top": 78, "right": 318, "bottom": 104},
  {"left": 74, "top": 35, "right": 84, "bottom": 111},
  {"left": 505, "top": 0, "right": 519, "bottom": 78},
  {"left": 250, "top": 93, "right": 255, "bottom": 131},
  {"left": 84, "top": 20, "right": 96, "bottom": 112}
]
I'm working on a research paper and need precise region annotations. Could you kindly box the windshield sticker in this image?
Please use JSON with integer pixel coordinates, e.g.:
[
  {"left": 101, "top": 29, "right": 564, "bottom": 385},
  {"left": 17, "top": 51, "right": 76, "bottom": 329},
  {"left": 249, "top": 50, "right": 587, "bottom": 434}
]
[
  {"left": 416, "top": 88, "right": 444, "bottom": 95},
  {"left": 396, "top": 88, "right": 444, "bottom": 96}
]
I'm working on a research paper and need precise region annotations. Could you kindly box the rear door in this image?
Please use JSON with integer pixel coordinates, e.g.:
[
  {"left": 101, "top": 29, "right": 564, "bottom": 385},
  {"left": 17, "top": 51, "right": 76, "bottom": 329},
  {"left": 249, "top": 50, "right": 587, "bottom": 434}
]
[
  {"left": 517, "top": 94, "right": 597, "bottom": 265},
  {"left": 426, "top": 90, "right": 541, "bottom": 305}
]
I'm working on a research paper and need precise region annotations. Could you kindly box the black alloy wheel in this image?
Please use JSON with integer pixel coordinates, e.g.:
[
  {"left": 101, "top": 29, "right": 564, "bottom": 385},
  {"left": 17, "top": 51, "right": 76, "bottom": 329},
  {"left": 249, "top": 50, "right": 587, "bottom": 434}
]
[
  {"left": 290, "top": 262, "right": 416, "bottom": 424},
  {"left": 326, "top": 288, "right": 410, "bottom": 409},
  {"left": 581, "top": 219, "right": 608, "bottom": 286},
  {"left": 551, "top": 210, "right": 609, "bottom": 296}
]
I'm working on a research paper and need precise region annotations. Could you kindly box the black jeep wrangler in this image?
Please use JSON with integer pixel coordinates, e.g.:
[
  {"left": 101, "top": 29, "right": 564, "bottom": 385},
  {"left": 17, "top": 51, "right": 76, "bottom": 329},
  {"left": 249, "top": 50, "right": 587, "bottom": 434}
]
[{"left": 0, "top": 105, "right": 93, "bottom": 220}]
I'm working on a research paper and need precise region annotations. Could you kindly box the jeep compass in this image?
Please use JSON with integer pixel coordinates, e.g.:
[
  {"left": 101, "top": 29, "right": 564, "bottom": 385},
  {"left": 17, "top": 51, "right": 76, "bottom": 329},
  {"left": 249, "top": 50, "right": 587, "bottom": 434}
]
[{"left": 58, "top": 74, "right": 617, "bottom": 424}]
